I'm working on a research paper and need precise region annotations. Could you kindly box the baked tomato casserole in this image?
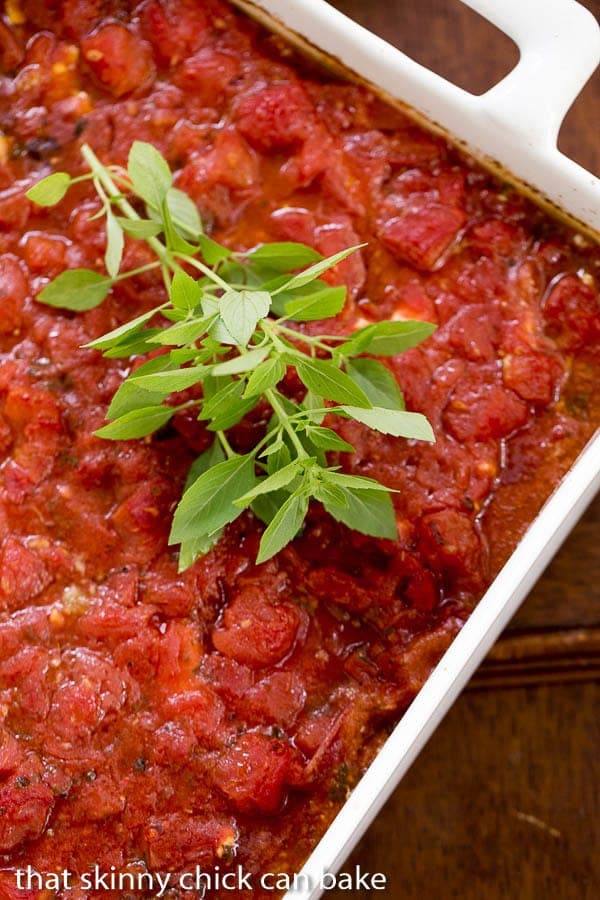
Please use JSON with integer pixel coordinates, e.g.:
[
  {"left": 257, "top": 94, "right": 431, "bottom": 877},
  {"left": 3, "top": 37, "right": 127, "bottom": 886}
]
[{"left": 0, "top": 1, "right": 598, "bottom": 897}]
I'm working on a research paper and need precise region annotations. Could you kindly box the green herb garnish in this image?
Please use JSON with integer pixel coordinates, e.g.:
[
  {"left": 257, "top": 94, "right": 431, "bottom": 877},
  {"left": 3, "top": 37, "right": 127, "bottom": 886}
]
[{"left": 27, "top": 142, "right": 436, "bottom": 570}]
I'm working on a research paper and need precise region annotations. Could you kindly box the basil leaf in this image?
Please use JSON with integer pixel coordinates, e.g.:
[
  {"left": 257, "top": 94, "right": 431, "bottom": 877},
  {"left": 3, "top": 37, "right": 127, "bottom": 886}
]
[
  {"left": 166, "top": 187, "right": 202, "bottom": 239},
  {"left": 283, "top": 285, "right": 346, "bottom": 322},
  {"left": 243, "top": 357, "right": 286, "bottom": 398},
  {"left": 248, "top": 242, "right": 321, "bottom": 271},
  {"left": 219, "top": 289, "right": 271, "bottom": 346},
  {"left": 342, "top": 406, "right": 435, "bottom": 441},
  {"left": 150, "top": 314, "right": 216, "bottom": 346},
  {"left": 106, "top": 380, "right": 167, "bottom": 418},
  {"left": 345, "top": 358, "right": 404, "bottom": 409},
  {"left": 314, "top": 481, "right": 348, "bottom": 507},
  {"left": 161, "top": 195, "right": 197, "bottom": 255},
  {"left": 302, "top": 390, "right": 325, "bottom": 424},
  {"left": 128, "top": 141, "right": 172, "bottom": 209},
  {"left": 211, "top": 346, "right": 269, "bottom": 376},
  {"left": 178, "top": 528, "right": 222, "bottom": 572},
  {"left": 171, "top": 270, "right": 202, "bottom": 312},
  {"left": 198, "top": 234, "right": 232, "bottom": 265},
  {"left": 197, "top": 377, "right": 257, "bottom": 430},
  {"left": 107, "top": 356, "right": 174, "bottom": 417},
  {"left": 203, "top": 295, "right": 237, "bottom": 345},
  {"left": 323, "top": 472, "right": 395, "bottom": 492},
  {"left": 251, "top": 491, "right": 290, "bottom": 526},
  {"left": 296, "top": 358, "right": 372, "bottom": 408},
  {"left": 26, "top": 172, "right": 71, "bottom": 206},
  {"left": 235, "top": 460, "right": 305, "bottom": 505},
  {"left": 256, "top": 490, "right": 309, "bottom": 564},
  {"left": 345, "top": 320, "right": 436, "bottom": 357},
  {"left": 131, "top": 365, "right": 209, "bottom": 393},
  {"left": 198, "top": 379, "right": 237, "bottom": 419},
  {"left": 104, "top": 209, "right": 124, "bottom": 279},
  {"left": 37, "top": 269, "right": 112, "bottom": 311},
  {"left": 85, "top": 304, "right": 166, "bottom": 350},
  {"left": 264, "top": 440, "right": 291, "bottom": 475},
  {"left": 169, "top": 454, "right": 257, "bottom": 544},
  {"left": 306, "top": 426, "right": 355, "bottom": 453},
  {"left": 321, "top": 486, "right": 398, "bottom": 540},
  {"left": 102, "top": 329, "right": 163, "bottom": 359},
  {"left": 170, "top": 348, "right": 204, "bottom": 364},
  {"left": 115, "top": 218, "right": 163, "bottom": 239},
  {"left": 273, "top": 244, "right": 365, "bottom": 293},
  {"left": 184, "top": 441, "right": 226, "bottom": 491},
  {"left": 95, "top": 405, "right": 175, "bottom": 439}
]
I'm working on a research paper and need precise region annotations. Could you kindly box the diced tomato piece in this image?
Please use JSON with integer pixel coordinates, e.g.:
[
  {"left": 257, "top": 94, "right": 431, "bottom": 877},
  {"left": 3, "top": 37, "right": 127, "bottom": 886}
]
[
  {"left": 289, "top": 125, "right": 335, "bottom": 187},
  {"left": 435, "top": 306, "right": 498, "bottom": 362},
  {"left": 212, "top": 586, "right": 302, "bottom": 668},
  {"left": 173, "top": 48, "right": 238, "bottom": 105},
  {"left": 235, "top": 83, "right": 313, "bottom": 151},
  {"left": 0, "top": 538, "right": 51, "bottom": 611},
  {"left": 315, "top": 220, "right": 366, "bottom": 302},
  {"left": 144, "top": 814, "right": 236, "bottom": 869},
  {"left": 398, "top": 555, "right": 440, "bottom": 612},
  {"left": 23, "top": 34, "right": 81, "bottom": 103},
  {"left": 0, "top": 255, "right": 28, "bottom": 335},
  {"left": 213, "top": 732, "right": 296, "bottom": 814},
  {"left": 544, "top": 274, "right": 600, "bottom": 351},
  {"left": 0, "top": 21, "right": 23, "bottom": 71},
  {"left": 71, "top": 773, "right": 125, "bottom": 824},
  {"left": 384, "top": 281, "right": 436, "bottom": 322},
  {"left": 321, "top": 149, "right": 366, "bottom": 216},
  {"left": 271, "top": 206, "right": 317, "bottom": 246},
  {"left": 379, "top": 204, "right": 466, "bottom": 271},
  {"left": 111, "top": 480, "right": 172, "bottom": 539},
  {"left": 139, "top": 0, "right": 209, "bottom": 66},
  {"left": 142, "top": 554, "right": 196, "bottom": 617},
  {"left": 294, "top": 709, "right": 343, "bottom": 757},
  {"left": 418, "top": 510, "right": 482, "bottom": 587},
  {"left": 200, "top": 654, "right": 254, "bottom": 704},
  {"left": 77, "top": 600, "right": 152, "bottom": 644},
  {"left": 46, "top": 649, "right": 127, "bottom": 745},
  {"left": 206, "top": 129, "right": 259, "bottom": 190},
  {"left": 0, "top": 729, "right": 22, "bottom": 775},
  {"left": 0, "top": 782, "right": 54, "bottom": 852},
  {"left": 164, "top": 688, "right": 224, "bottom": 743},
  {"left": 469, "top": 218, "right": 527, "bottom": 260},
  {"left": 152, "top": 721, "right": 196, "bottom": 766},
  {"left": 22, "top": 232, "right": 67, "bottom": 275},
  {"left": 177, "top": 130, "right": 260, "bottom": 201},
  {"left": 308, "top": 567, "right": 373, "bottom": 611},
  {"left": 2, "top": 460, "right": 34, "bottom": 502},
  {"left": 81, "top": 24, "right": 155, "bottom": 97},
  {"left": 59, "top": 0, "right": 104, "bottom": 39},
  {"left": 443, "top": 378, "right": 529, "bottom": 441},
  {"left": 0, "top": 187, "right": 30, "bottom": 231},
  {"left": 155, "top": 621, "right": 203, "bottom": 690},
  {"left": 245, "top": 671, "right": 306, "bottom": 728},
  {"left": 387, "top": 127, "right": 446, "bottom": 166},
  {"left": 453, "top": 256, "right": 507, "bottom": 305},
  {"left": 502, "top": 352, "right": 562, "bottom": 405}
]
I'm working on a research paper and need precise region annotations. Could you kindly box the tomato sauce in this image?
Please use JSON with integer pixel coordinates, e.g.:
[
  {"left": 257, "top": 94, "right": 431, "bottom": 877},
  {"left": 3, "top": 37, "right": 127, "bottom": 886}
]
[{"left": 0, "top": 1, "right": 598, "bottom": 897}]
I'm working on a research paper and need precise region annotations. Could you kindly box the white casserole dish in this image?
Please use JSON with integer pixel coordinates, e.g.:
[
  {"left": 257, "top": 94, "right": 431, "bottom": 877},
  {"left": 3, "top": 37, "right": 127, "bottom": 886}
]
[{"left": 229, "top": 1, "right": 600, "bottom": 896}]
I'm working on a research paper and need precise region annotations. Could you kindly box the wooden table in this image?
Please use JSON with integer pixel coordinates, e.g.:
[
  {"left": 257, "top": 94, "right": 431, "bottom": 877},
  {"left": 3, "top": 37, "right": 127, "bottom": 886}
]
[{"left": 326, "top": 2, "right": 600, "bottom": 896}]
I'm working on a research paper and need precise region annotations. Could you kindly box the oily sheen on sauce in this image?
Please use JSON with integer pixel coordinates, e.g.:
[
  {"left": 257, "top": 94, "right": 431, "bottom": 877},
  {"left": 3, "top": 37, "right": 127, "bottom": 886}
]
[{"left": 0, "top": 1, "right": 598, "bottom": 897}]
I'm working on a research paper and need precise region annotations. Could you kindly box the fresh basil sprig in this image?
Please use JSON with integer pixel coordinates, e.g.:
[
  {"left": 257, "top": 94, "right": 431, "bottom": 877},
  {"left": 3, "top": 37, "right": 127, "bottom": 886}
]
[{"left": 27, "top": 141, "right": 436, "bottom": 569}]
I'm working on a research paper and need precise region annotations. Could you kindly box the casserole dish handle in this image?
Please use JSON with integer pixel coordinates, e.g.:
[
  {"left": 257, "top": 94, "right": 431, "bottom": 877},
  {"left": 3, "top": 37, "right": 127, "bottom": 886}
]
[{"left": 464, "top": 0, "right": 600, "bottom": 144}]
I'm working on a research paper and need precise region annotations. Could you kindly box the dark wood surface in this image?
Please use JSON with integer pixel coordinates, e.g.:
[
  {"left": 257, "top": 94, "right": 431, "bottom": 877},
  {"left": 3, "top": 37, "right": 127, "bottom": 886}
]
[{"left": 326, "top": 1, "right": 600, "bottom": 896}]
